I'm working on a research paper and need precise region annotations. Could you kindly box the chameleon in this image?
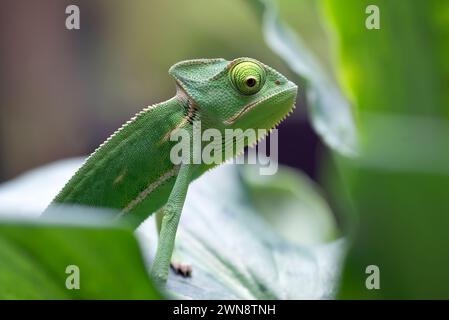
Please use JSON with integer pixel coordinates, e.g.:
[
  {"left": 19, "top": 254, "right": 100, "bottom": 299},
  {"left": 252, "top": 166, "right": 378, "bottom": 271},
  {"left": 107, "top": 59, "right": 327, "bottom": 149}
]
[{"left": 44, "top": 57, "right": 297, "bottom": 286}]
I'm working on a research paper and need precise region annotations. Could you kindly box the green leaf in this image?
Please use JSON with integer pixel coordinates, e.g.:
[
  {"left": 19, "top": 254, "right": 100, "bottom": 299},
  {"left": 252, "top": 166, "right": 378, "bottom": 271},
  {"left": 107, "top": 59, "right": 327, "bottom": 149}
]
[
  {"left": 142, "top": 164, "right": 344, "bottom": 299},
  {"left": 321, "top": 0, "right": 449, "bottom": 298},
  {"left": 322, "top": 0, "right": 449, "bottom": 118},
  {"left": 249, "top": 0, "right": 358, "bottom": 156},
  {"left": 0, "top": 212, "right": 161, "bottom": 299},
  {"left": 238, "top": 165, "right": 339, "bottom": 245}
]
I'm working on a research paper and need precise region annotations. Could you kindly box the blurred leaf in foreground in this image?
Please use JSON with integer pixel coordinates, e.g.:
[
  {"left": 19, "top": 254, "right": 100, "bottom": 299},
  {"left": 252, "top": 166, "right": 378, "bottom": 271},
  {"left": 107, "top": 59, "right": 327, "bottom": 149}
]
[
  {"left": 0, "top": 210, "right": 161, "bottom": 299},
  {"left": 322, "top": 0, "right": 449, "bottom": 298},
  {"left": 249, "top": 0, "right": 358, "bottom": 156}
]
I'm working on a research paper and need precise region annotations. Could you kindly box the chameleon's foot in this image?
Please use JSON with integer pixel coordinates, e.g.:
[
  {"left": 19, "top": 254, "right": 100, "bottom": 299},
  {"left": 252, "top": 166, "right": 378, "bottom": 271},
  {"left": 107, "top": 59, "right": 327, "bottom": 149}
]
[{"left": 170, "top": 261, "right": 192, "bottom": 277}]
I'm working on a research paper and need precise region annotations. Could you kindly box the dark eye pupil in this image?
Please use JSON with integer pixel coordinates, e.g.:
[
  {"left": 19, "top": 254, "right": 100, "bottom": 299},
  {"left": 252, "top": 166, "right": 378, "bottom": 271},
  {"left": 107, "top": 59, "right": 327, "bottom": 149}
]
[{"left": 246, "top": 77, "right": 256, "bottom": 87}]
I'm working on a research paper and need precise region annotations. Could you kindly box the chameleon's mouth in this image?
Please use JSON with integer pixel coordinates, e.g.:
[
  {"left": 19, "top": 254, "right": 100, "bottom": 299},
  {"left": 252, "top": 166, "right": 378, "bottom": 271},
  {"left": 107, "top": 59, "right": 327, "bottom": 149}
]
[{"left": 223, "top": 83, "right": 297, "bottom": 125}]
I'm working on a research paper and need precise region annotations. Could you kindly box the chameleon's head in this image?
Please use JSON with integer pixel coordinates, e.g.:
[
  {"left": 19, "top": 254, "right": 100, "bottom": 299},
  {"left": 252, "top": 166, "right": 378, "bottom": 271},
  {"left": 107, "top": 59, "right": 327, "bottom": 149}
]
[{"left": 169, "top": 58, "right": 297, "bottom": 135}]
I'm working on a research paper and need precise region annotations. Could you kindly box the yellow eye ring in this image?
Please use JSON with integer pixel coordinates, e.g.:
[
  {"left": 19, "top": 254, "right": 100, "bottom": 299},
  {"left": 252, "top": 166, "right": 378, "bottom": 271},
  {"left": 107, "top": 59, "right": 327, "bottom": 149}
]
[{"left": 230, "top": 60, "right": 266, "bottom": 95}]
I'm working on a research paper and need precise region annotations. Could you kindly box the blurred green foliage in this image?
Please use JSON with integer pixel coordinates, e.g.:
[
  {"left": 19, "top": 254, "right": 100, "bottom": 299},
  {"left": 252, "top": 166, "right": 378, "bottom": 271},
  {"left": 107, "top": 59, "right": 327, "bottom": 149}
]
[
  {"left": 322, "top": 0, "right": 449, "bottom": 298},
  {"left": 250, "top": 0, "right": 449, "bottom": 298},
  {"left": 0, "top": 215, "right": 160, "bottom": 299}
]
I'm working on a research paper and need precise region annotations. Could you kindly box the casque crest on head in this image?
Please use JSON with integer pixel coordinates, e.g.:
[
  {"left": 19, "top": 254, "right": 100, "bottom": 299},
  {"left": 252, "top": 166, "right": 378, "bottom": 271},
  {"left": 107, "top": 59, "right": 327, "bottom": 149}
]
[{"left": 168, "top": 57, "right": 297, "bottom": 129}]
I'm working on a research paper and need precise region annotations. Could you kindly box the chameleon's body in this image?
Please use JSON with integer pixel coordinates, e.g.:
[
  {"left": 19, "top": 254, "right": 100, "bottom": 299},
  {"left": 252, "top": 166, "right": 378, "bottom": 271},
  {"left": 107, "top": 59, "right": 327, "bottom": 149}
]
[{"left": 46, "top": 58, "right": 297, "bottom": 285}]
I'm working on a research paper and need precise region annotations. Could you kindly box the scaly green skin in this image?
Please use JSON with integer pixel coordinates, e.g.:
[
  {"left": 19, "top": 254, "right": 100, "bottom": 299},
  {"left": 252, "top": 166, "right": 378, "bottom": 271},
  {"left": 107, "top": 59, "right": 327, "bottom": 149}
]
[{"left": 45, "top": 58, "right": 297, "bottom": 285}]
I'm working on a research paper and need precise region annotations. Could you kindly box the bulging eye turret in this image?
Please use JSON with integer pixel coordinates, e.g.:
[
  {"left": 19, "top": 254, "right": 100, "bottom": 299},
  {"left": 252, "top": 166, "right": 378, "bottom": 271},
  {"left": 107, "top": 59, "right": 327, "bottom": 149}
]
[{"left": 230, "top": 60, "right": 266, "bottom": 95}]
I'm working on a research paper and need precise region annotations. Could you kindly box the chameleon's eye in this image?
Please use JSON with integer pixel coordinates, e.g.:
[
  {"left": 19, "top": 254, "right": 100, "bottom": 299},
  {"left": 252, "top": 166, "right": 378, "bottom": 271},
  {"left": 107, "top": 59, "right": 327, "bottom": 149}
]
[{"left": 230, "top": 60, "right": 266, "bottom": 95}]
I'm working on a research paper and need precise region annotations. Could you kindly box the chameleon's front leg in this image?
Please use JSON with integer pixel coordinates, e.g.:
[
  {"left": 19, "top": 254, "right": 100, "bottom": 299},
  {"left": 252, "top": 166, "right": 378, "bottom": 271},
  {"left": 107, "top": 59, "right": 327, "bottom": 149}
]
[
  {"left": 150, "top": 163, "right": 195, "bottom": 286},
  {"left": 156, "top": 208, "right": 192, "bottom": 277}
]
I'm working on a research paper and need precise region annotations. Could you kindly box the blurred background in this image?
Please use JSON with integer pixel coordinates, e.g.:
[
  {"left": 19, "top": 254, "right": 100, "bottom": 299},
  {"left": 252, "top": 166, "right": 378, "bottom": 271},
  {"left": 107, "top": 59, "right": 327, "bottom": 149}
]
[
  {"left": 1, "top": 0, "right": 449, "bottom": 299},
  {"left": 0, "top": 0, "right": 328, "bottom": 183}
]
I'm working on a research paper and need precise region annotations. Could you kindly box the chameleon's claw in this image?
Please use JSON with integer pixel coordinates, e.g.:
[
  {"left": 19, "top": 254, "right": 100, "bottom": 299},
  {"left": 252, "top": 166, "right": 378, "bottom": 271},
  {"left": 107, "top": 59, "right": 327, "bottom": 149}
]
[{"left": 170, "top": 261, "right": 192, "bottom": 277}]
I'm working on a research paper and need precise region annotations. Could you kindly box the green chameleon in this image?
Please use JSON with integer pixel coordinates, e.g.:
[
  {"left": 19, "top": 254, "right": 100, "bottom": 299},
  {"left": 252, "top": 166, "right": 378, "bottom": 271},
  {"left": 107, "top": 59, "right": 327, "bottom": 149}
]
[{"left": 45, "top": 57, "right": 297, "bottom": 286}]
